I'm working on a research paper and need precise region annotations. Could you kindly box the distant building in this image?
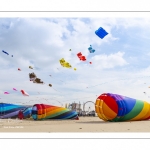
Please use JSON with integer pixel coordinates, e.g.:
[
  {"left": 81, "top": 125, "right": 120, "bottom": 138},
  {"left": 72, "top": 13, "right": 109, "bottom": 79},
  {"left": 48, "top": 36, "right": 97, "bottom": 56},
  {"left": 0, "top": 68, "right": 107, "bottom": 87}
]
[
  {"left": 68, "top": 102, "right": 96, "bottom": 116},
  {"left": 69, "top": 102, "right": 82, "bottom": 114}
]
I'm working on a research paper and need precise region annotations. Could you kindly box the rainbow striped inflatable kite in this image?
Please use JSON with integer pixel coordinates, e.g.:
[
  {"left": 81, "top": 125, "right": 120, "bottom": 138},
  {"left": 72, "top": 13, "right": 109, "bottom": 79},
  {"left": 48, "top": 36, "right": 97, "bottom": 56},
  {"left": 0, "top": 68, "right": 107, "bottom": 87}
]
[
  {"left": 0, "top": 103, "right": 28, "bottom": 119},
  {"left": 95, "top": 93, "right": 150, "bottom": 122},
  {"left": 32, "top": 104, "right": 78, "bottom": 120},
  {"left": 0, "top": 103, "right": 79, "bottom": 120}
]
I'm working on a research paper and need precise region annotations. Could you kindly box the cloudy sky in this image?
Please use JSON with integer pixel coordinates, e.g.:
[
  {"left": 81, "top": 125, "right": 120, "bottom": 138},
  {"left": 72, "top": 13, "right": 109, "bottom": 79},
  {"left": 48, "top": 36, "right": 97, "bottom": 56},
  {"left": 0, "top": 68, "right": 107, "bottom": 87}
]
[{"left": 1, "top": 17, "right": 150, "bottom": 110}]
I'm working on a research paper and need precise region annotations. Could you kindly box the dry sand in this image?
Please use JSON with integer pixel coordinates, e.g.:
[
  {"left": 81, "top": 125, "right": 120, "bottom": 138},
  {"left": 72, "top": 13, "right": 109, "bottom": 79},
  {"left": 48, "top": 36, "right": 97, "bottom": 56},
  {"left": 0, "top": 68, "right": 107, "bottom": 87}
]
[{"left": 0, "top": 116, "right": 150, "bottom": 132}]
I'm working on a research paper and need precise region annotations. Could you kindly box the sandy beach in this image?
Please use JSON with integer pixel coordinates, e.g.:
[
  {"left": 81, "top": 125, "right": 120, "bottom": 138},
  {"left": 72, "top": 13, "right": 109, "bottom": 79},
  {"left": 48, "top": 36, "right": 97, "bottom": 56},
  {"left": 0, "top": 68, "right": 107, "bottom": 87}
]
[{"left": 0, "top": 116, "right": 150, "bottom": 132}]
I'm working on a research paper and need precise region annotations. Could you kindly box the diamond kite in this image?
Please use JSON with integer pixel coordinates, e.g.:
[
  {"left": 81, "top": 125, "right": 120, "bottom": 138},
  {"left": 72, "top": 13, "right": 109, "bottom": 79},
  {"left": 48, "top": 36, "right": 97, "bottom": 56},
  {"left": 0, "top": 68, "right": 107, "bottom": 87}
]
[{"left": 95, "top": 27, "right": 108, "bottom": 39}]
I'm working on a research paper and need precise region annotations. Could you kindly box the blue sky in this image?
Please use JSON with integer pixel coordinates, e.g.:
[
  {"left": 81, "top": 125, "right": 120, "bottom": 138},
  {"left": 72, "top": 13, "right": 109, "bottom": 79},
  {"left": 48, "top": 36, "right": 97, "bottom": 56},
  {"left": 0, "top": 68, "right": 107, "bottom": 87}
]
[{"left": 1, "top": 17, "right": 150, "bottom": 110}]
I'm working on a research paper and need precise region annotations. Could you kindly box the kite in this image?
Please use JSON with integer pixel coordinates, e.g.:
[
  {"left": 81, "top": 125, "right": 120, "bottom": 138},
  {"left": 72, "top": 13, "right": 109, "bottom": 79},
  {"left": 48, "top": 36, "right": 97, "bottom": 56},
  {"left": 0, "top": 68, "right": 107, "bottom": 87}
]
[
  {"left": 88, "top": 45, "right": 95, "bottom": 53},
  {"left": 95, "top": 93, "right": 150, "bottom": 122},
  {"left": 74, "top": 68, "right": 77, "bottom": 71},
  {"left": 80, "top": 56, "right": 86, "bottom": 61},
  {"left": 4, "top": 92, "right": 9, "bottom": 94},
  {"left": 0, "top": 103, "right": 28, "bottom": 119},
  {"left": 20, "top": 90, "right": 29, "bottom": 96},
  {"left": 49, "top": 84, "right": 52, "bottom": 87},
  {"left": 77, "top": 52, "right": 86, "bottom": 61},
  {"left": 2, "top": 50, "right": 9, "bottom": 55},
  {"left": 29, "top": 66, "right": 33, "bottom": 69},
  {"left": 59, "top": 58, "right": 65, "bottom": 66},
  {"left": 13, "top": 88, "right": 17, "bottom": 91},
  {"left": 29, "top": 72, "right": 37, "bottom": 81},
  {"left": 63, "top": 62, "right": 72, "bottom": 68},
  {"left": 77, "top": 52, "right": 93, "bottom": 64},
  {"left": 29, "top": 72, "right": 37, "bottom": 78},
  {"left": 18, "top": 107, "right": 32, "bottom": 119},
  {"left": 18, "top": 68, "right": 21, "bottom": 71},
  {"left": 0, "top": 103, "right": 79, "bottom": 120},
  {"left": 32, "top": 104, "right": 79, "bottom": 120},
  {"left": 59, "top": 58, "right": 72, "bottom": 68},
  {"left": 2, "top": 50, "right": 13, "bottom": 57},
  {"left": 69, "top": 49, "right": 71, "bottom": 51},
  {"left": 95, "top": 27, "right": 108, "bottom": 39},
  {"left": 33, "top": 78, "right": 44, "bottom": 84},
  {"left": 77, "top": 52, "right": 82, "bottom": 59}
]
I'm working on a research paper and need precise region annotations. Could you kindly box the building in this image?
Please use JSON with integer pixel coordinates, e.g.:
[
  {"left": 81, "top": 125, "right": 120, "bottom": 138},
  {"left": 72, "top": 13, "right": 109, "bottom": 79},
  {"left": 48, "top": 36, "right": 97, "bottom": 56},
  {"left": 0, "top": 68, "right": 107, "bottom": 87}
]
[
  {"left": 68, "top": 102, "right": 82, "bottom": 114},
  {"left": 68, "top": 102, "right": 96, "bottom": 116}
]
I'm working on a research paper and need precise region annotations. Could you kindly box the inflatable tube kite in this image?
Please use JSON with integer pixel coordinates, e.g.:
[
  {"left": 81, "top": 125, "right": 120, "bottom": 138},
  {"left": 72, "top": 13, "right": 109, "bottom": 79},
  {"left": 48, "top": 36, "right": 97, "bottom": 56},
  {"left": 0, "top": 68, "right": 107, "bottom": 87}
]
[
  {"left": 95, "top": 93, "right": 150, "bottom": 122},
  {"left": 0, "top": 103, "right": 79, "bottom": 120},
  {"left": 32, "top": 104, "right": 79, "bottom": 120},
  {"left": 0, "top": 103, "right": 28, "bottom": 119}
]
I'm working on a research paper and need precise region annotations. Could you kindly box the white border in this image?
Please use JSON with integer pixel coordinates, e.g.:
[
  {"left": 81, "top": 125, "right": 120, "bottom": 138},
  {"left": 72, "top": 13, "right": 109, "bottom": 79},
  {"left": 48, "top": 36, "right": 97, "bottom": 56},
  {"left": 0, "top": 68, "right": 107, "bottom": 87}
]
[
  {"left": 0, "top": 133, "right": 150, "bottom": 138},
  {"left": 1, "top": 12, "right": 150, "bottom": 18},
  {"left": 0, "top": 0, "right": 150, "bottom": 11}
]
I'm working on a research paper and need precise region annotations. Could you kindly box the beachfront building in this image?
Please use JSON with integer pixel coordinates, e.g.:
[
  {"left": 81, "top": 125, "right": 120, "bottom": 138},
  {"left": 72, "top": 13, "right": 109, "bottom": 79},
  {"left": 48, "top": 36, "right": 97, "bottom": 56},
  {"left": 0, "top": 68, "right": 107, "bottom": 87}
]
[
  {"left": 68, "top": 102, "right": 96, "bottom": 116},
  {"left": 68, "top": 102, "right": 82, "bottom": 114}
]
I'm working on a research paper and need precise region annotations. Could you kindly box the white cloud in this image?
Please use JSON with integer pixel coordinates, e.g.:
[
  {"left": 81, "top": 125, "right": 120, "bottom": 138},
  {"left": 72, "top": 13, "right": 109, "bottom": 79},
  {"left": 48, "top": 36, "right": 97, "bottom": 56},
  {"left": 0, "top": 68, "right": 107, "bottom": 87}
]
[{"left": 91, "top": 51, "right": 128, "bottom": 69}]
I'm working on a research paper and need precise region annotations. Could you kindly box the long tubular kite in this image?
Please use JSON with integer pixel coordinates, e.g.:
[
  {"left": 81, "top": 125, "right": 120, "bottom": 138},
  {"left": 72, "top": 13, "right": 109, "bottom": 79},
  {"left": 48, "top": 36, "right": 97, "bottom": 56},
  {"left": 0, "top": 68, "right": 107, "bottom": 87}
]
[
  {"left": 95, "top": 93, "right": 150, "bottom": 122},
  {"left": 0, "top": 103, "right": 28, "bottom": 119},
  {"left": 0, "top": 103, "right": 79, "bottom": 120},
  {"left": 32, "top": 104, "right": 79, "bottom": 120}
]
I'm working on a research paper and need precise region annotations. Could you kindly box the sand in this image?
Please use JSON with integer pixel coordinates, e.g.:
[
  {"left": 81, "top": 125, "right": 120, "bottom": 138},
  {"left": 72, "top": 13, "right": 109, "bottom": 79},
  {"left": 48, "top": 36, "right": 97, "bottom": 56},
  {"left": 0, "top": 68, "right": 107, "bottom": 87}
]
[{"left": 0, "top": 116, "right": 150, "bottom": 132}]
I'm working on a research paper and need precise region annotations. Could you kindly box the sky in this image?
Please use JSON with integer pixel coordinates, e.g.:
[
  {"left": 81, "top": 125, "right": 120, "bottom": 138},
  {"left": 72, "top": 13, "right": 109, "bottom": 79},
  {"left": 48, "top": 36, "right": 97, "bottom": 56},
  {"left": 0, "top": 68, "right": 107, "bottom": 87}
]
[{"left": 1, "top": 17, "right": 150, "bottom": 111}]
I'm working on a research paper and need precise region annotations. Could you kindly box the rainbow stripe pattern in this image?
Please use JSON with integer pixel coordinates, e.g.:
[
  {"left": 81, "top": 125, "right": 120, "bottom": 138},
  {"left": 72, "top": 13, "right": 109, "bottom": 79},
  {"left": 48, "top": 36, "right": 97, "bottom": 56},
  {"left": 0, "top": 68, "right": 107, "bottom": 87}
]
[
  {"left": 0, "top": 103, "right": 27, "bottom": 119},
  {"left": 0, "top": 103, "right": 79, "bottom": 120},
  {"left": 32, "top": 104, "right": 78, "bottom": 120},
  {"left": 95, "top": 93, "right": 150, "bottom": 122}
]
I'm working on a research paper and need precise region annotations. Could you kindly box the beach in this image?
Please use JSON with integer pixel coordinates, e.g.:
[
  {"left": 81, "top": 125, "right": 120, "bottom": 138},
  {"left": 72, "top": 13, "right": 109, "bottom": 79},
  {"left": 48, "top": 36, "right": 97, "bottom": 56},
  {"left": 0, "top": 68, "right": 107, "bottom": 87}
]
[{"left": 0, "top": 116, "right": 150, "bottom": 132}]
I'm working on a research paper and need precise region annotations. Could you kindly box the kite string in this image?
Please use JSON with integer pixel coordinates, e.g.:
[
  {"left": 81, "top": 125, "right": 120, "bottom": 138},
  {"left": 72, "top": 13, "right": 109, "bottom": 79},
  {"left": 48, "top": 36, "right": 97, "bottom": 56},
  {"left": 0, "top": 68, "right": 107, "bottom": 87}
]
[
  {"left": 56, "top": 67, "right": 74, "bottom": 80},
  {"left": 86, "top": 75, "right": 150, "bottom": 89},
  {"left": 49, "top": 75, "right": 65, "bottom": 83}
]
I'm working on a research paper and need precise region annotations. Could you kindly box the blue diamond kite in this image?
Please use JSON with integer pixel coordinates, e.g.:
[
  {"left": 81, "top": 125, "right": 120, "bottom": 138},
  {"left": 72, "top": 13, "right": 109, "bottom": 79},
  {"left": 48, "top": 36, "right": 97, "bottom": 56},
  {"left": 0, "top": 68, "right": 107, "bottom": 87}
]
[{"left": 95, "top": 27, "right": 108, "bottom": 39}]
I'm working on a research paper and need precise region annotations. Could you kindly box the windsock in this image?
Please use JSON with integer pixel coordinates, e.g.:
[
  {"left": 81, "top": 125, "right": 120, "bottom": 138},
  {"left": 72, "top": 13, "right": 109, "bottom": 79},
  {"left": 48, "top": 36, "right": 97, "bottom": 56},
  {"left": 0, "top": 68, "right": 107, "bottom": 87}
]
[
  {"left": 32, "top": 104, "right": 79, "bottom": 120},
  {"left": 95, "top": 93, "right": 150, "bottom": 122}
]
